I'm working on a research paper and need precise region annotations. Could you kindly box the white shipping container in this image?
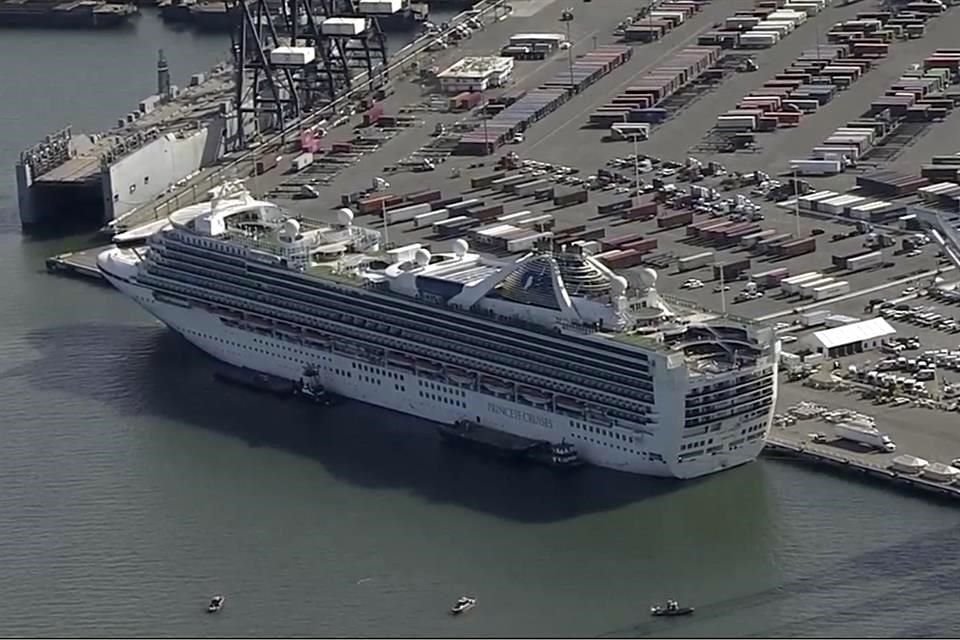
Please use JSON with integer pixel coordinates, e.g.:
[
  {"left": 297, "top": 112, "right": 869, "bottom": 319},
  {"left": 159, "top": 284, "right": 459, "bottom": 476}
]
[
  {"left": 798, "top": 190, "right": 839, "bottom": 209},
  {"left": 725, "top": 16, "right": 760, "bottom": 29},
  {"left": 270, "top": 46, "right": 316, "bottom": 66},
  {"left": 784, "top": 2, "right": 822, "bottom": 15},
  {"left": 790, "top": 159, "right": 842, "bottom": 176},
  {"left": 846, "top": 250, "right": 882, "bottom": 270},
  {"left": 757, "top": 21, "right": 793, "bottom": 36},
  {"left": 716, "top": 115, "right": 757, "bottom": 130},
  {"left": 414, "top": 209, "right": 448, "bottom": 228},
  {"left": 496, "top": 210, "right": 534, "bottom": 223},
  {"left": 798, "top": 278, "right": 836, "bottom": 297},
  {"left": 813, "top": 145, "right": 860, "bottom": 160},
  {"left": 740, "top": 32, "right": 780, "bottom": 48},
  {"left": 812, "top": 281, "right": 850, "bottom": 300},
  {"left": 782, "top": 272, "right": 824, "bottom": 294},
  {"left": 677, "top": 251, "right": 715, "bottom": 271},
  {"left": 515, "top": 214, "right": 554, "bottom": 228},
  {"left": 650, "top": 11, "right": 685, "bottom": 23},
  {"left": 358, "top": 0, "right": 402, "bottom": 13},
  {"left": 432, "top": 215, "right": 471, "bottom": 233},
  {"left": 507, "top": 231, "right": 553, "bottom": 253},
  {"left": 799, "top": 309, "right": 831, "bottom": 327},
  {"left": 321, "top": 17, "right": 367, "bottom": 36},
  {"left": 476, "top": 223, "right": 519, "bottom": 239},
  {"left": 386, "top": 202, "right": 432, "bottom": 224},
  {"left": 291, "top": 152, "right": 314, "bottom": 171},
  {"left": 768, "top": 9, "right": 807, "bottom": 23}
]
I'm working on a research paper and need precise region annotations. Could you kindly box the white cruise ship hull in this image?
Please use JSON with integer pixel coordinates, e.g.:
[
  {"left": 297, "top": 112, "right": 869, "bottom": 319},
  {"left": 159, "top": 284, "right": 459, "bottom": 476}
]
[{"left": 99, "top": 258, "right": 770, "bottom": 479}]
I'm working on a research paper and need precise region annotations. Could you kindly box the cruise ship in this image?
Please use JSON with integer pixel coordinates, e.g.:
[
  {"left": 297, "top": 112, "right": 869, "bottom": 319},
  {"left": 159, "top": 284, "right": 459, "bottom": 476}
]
[{"left": 97, "top": 184, "right": 780, "bottom": 478}]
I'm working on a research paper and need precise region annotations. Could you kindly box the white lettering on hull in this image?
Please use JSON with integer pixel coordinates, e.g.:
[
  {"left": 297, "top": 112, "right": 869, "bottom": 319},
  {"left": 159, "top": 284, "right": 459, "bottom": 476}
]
[{"left": 488, "top": 402, "right": 553, "bottom": 429}]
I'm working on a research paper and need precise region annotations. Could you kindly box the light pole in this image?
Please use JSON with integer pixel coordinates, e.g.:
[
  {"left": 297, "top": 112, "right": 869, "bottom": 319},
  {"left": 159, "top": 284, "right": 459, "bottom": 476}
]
[
  {"left": 481, "top": 86, "right": 490, "bottom": 155},
  {"left": 632, "top": 134, "right": 641, "bottom": 207},
  {"left": 561, "top": 9, "right": 575, "bottom": 88},
  {"left": 792, "top": 168, "right": 801, "bottom": 237}
]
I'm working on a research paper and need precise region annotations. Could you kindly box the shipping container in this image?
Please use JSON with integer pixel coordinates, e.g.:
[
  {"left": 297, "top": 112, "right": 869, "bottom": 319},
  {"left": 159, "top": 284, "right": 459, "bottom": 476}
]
[
  {"left": 512, "top": 179, "right": 551, "bottom": 197},
  {"left": 405, "top": 189, "right": 442, "bottom": 205},
  {"left": 471, "top": 204, "right": 505, "bottom": 220},
  {"left": 657, "top": 210, "right": 693, "bottom": 229},
  {"left": 713, "top": 258, "right": 751, "bottom": 281},
  {"left": 470, "top": 172, "right": 507, "bottom": 189},
  {"left": 291, "top": 152, "right": 314, "bottom": 172},
  {"left": 777, "top": 236, "right": 817, "bottom": 257},
  {"left": 790, "top": 159, "right": 843, "bottom": 176},
  {"left": 414, "top": 209, "right": 448, "bottom": 228},
  {"left": 845, "top": 250, "right": 883, "bottom": 271},
  {"left": 751, "top": 267, "right": 790, "bottom": 288},
  {"left": 781, "top": 271, "right": 823, "bottom": 294},
  {"left": 812, "top": 281, "right": 850, "bottom": 300},
  {"left": 676, "top": 251, "right": 715, "bottom": 272},
  {"left": 740, "top": 229, "right": 777, "bottom": 247},
  {"left": 799, "top": 309, "right": 831, "bottom": 327},
  {"left": 553, "top": 189, "right": 589, "bottom": 207}
]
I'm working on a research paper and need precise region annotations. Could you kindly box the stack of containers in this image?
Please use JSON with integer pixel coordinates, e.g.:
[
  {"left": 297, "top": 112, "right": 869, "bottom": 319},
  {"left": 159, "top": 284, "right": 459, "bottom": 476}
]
[
  {"left": 457, "top": 46, "right": 632, "bottom": 154},
  {"left": 623, "top": 0, "right": 707, "bottom": 43},
  {"left": 855, "top": 171, "right": 930, "bottom": 198},
  {"left": 590, "top": 46, "right": 720, "bottom": 127},
  {"left": 738, "top": 7, "right": 810, "bottom": 49}
]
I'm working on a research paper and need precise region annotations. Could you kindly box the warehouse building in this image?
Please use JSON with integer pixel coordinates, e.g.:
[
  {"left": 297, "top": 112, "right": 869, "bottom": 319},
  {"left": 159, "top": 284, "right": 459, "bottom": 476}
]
[
  {"left": 803, "top": 317, "right": 896, "bottom": 357},
  {"left": 437, "top": 56, "right": 515, "bottom": 94}
]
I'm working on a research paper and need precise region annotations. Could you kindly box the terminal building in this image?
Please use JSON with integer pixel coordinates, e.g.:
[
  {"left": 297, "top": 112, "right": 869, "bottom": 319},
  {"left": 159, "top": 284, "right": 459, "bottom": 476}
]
[
  {"left": 803, "top": 317, "right": 896, "bottom": 358},
  {"left": 437, "top": 56, "right": 515, "bottom": 94}
]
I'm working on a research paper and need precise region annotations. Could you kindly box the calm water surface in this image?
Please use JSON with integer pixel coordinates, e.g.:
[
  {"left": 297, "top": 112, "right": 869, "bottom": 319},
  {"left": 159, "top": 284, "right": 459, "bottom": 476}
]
[{"left": 1, "top": 13, "right": 959, "bottom": 638}]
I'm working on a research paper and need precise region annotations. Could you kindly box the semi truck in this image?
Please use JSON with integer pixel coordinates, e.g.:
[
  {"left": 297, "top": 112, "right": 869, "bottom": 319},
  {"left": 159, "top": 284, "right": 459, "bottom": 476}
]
[{"left": 835, "top": 423, "right": 896, "bottom": 452}]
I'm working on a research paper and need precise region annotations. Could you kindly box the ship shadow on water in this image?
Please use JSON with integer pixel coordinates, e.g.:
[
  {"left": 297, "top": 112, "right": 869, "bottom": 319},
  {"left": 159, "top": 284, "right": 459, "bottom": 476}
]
[{"left": 13, "top": 322, "right": 688, "bottom": 523}]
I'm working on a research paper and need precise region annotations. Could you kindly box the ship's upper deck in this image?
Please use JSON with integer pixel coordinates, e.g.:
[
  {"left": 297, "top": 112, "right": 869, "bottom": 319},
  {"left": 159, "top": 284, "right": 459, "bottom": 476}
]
[{"left": 151, "top": 187, "right": 775, "bottom": 366}]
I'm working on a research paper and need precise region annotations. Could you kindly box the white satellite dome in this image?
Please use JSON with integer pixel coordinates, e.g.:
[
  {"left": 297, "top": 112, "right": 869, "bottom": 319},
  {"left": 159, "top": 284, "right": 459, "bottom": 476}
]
[
  {"left": 610, "top": 275, "right": 628, "bottom": 296},
  {"left": 638, "top": 267, "right": 658, "bottom": 288},
  {"left": 337, "top": 208, "right": 355, "bottom": 226},
  {"left": 281, "top": 218, "right": 301, "bottom": 239},
  {"left": 415, "top": 248, "right": 431, "bottom": 267},
  {"left": 452, "top": 238, "right": 469, "bottom": 257}
]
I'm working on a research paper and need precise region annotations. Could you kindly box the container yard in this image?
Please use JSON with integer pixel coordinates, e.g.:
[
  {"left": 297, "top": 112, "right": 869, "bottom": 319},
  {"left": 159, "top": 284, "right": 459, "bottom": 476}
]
[{"left": 36, "top": 0, "right": 960, "bottom": 504}]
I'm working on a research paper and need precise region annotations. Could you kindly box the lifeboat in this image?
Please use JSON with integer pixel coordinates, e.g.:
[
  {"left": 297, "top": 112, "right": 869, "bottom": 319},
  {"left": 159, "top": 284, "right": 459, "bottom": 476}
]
[
  {"left": 418, "top": 360, "right": 443, "bottom": 373},
  {"left": 518, "top": 386, "right": 552, "bottom": 406},
  {"left": 480, "top": 377, "right": 514, "bottom": 395},
  {"left": 446, "top": 366, "right": 476, "bottom": 385},
  {"left": 388, "top": 352, "right": 416, "bottom": 369},
  {"left": 555, "top": 396, "right": 585, "bottom": 413}
]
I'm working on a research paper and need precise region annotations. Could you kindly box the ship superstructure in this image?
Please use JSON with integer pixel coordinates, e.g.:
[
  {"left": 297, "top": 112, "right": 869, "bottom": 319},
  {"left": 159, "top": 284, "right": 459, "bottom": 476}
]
[{"left": 97, "top": 186, "right": 779, "bottom": 478}]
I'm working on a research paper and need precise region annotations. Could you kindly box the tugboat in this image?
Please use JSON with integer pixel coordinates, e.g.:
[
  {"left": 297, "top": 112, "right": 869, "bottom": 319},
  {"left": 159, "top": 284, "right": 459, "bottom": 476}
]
[
  {"left": 526, "top": 440, "right": 584, "bottom": 469},
  {"left": 207, "top": 595, "right": 225, "bottom": 614},
  {"left": 650, "top": 599, "right": 693, "bottom": 617},
  {"left": 450, "top": 596, "right": 477, "bottom": 615},
  {"left": 295, "top": 366, "right": 339, "bottom": 406}
]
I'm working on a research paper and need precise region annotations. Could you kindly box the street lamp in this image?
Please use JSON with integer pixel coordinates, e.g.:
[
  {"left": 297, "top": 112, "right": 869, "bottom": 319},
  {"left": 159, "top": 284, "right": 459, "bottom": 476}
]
[{"left": 560, "top": 9, "right": 575, "bottom": 88}]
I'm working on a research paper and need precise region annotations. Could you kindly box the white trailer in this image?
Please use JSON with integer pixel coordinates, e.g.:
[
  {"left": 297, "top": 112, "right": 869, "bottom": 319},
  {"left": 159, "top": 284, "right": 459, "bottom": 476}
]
[
  {"left": 291, "top": 152, "right": 315, "bottom": 172},
  {"left": 385, "top": 202, "right": 432, "bottom": 224},
  {"left": 414, "top": 209, "right": 448, "bottom": 228},
  {"left": 846, "top": 250, "right": 882, "bottom": 271},
  {"left": 812, "top": 280, "right": 850, "bottom": 300},
  {"left": 781, "top": 272, "right": 823, "bottom": 294},
  {"left": 835, "top": 422, "right": 896, "bottom": 452},
  {"left": 790, "top": 159, "right": 843, "bottom": 176}
]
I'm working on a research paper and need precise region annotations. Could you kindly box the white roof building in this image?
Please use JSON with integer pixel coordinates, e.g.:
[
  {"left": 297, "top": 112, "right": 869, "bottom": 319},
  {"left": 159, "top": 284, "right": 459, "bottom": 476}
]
[
  {"left": 437, "top": 56, "right": 515, "bottom": 94},
  {"left": 803, "top": 317, "right": 896, "bottom": 355}
]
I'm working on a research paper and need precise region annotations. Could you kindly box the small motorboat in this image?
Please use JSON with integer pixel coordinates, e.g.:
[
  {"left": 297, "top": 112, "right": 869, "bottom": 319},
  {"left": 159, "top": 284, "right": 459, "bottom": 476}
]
[
  {"left": 650, "top": 600, "right": 693, "bottom": 617},
  {"left": 207, "top": 595, "right": 225, "bottom": 614},
  {"left": 450, "top": 596, "right": 477, "bottom": 615}
]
